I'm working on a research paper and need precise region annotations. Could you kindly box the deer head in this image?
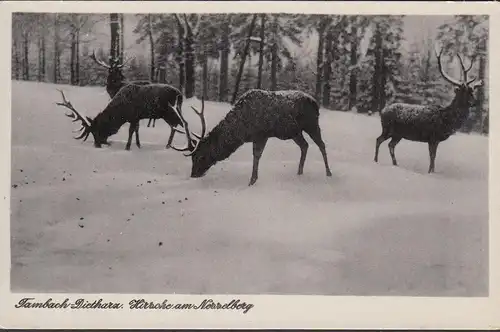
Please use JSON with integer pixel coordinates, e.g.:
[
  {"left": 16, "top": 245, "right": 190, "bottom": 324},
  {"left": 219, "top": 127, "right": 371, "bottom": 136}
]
[
  {"left": 90, "top": 49, "right": 132, "bottom": 88},
  {"left": 435, "top": 44, "right": 483, "bottom": 108},
  {"left": 55, "top": 90, "right": 108, "bottom": 148}
]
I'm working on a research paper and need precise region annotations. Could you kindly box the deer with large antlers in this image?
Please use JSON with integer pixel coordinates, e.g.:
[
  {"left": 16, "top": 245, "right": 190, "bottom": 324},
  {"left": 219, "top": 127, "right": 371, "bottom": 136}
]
[
  {"left": 374, "top": 44, "right": 484, "bottom": 173},
  {"left": 90, "top": 50, "right": 159, "bottom": 128},
  {"left": 169, "top": 89, "right": 332, "bottom": 186},
  {"left": 55, "top": 83, "right": 185, "bottom": 150}
]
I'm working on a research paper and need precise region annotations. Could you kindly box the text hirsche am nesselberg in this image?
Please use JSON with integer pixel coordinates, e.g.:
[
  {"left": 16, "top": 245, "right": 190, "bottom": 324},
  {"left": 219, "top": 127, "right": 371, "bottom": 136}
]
[{"left": 15, "top": 297, "right": 254, "bottom": 314}]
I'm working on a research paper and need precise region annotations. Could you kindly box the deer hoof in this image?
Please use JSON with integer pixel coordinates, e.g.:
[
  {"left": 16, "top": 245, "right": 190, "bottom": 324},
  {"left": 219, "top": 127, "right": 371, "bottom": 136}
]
[
  {"left": 248, "top": 178, "right": 257, "bottom": 186},
  {"left": 326, "top": 170, "right": 332, "bottom": 177}
]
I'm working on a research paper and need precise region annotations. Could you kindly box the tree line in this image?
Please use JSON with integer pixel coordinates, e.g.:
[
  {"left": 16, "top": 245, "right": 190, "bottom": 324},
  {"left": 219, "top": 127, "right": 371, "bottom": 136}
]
[{"left": 11, "top": 13, "right": 489, "bottom": 134}]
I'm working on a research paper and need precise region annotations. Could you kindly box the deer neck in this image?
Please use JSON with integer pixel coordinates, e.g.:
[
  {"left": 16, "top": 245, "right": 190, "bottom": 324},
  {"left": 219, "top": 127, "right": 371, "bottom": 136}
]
[
  {"left": 191, "top": 120, "right": 245, "bottom": 176},
  {"left": 442, "top": 91, "right": 472, "bottom": 130},
  {"left": 107, "top": 77, "right": 125, "bottom": 98},
  {"left": 93, "top": 108, "right": 126, "bottom": 139}
]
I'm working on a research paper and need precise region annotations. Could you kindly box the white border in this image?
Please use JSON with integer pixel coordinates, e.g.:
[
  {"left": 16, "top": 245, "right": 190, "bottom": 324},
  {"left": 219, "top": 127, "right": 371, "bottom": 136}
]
[{"left": 1, "top": 1, "right": 499, "bottom": 329}]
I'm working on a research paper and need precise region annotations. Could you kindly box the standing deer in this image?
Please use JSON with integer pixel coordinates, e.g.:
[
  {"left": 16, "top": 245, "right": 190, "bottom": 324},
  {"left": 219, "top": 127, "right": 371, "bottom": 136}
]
[
  {"left": 374, "top": 44, "right": 483, "bottom": 173},
  {"left": 90, "top": 50, "right": 158, "bottom": 128},
  {"left": 169, "top": 89, "right": 332, "bottom": 186},
  {"left": 55, "top": 84, "right": 184, "bottom": 150}
]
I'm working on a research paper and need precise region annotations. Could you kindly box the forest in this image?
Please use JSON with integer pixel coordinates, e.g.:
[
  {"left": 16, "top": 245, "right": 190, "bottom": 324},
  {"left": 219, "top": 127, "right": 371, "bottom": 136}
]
[{"left": 11, "top": 13, "right": 489, "bottom": 134}]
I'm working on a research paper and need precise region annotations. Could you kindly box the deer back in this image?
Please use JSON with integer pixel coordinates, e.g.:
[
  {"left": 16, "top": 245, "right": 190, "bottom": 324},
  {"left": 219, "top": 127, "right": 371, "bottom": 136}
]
[{"left": 228, "top": 89, "right": 319, "bottom": 140}]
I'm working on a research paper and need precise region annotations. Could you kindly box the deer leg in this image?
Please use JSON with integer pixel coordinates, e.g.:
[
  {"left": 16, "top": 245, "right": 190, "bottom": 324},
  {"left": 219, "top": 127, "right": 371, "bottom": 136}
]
[
  {"left": 165, "top": 127, "right": 176, "bottom": 149},
  {"left": 249, "top": 138, "right": 268, "bottom": 186},
  {"left": 134, "top": 122, "right": 141, "bottom": 148},
  {"left": 147, "top": 118, "right": 153, "bottom": 128},
  {"left": 292, "top": 133, "right": 309, "bottom": 175},
  {"left": 306, "top": 125, "right": 332, "bottom": 177},
  {"left": 375, "top": 129, "right": 390, "bottom": 162},
  {"left": 126, "top": 122, "right": 136, "bottom": 150},
  {"left": 152, "top": 119, "right": 156, "bottom": 128},
  {"left": 428, "top": 141, "right": 439, "bottom": 173},
  {"left": 388, "top": 137, "right": 402, "bottom": 166}
]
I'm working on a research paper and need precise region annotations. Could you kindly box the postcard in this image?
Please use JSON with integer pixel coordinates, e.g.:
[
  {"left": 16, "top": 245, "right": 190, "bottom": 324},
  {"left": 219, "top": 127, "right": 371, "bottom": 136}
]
[{"left": 0, "top": 1, "right": 499, "bottom": 329}]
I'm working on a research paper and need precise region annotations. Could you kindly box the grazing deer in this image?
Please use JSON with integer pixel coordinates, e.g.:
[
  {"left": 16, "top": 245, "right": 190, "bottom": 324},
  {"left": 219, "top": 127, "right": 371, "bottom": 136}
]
[
  {"left": 55, "top": 84, "right": 185, "bottom": 150},
  {"left": 374, "top": 44, "right": 484, "bottom": 173},
  {"left": 90, "top": 50, "right": 158, "bottom": 128},
  {"left": 169, "top": 89, "right": 333, "bottom": 186}
]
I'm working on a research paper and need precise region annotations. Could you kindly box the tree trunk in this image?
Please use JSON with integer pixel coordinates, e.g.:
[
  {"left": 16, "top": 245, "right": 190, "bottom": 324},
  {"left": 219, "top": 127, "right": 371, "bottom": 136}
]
[
  {"left": 371, "top": 24, "right": 382, "bottom": 114},
  {"left": 244, "top": 53, "right": 253, "bottom": 90},
  {"left": 322, "top": 29, "right": 333, "bottom": 107},
  {"left": 270, "top": 16, "right": 278, "bottom": 91},
  {"left": 75, "top": 30, "right": 80, "bottom": 85},
  {"left": 41, "top": 33, "right": 45, "bottom": 81},
  {"left": 315, "top": 22, "right": 326, "bottom": 102},
  {"left": 184, "top": 17, "right": 197, "bottom": 99},
  {"left": 202, "top": 53, "right": 208, "bottom": 100},
  {"left": 380, "top": 51, "right": 387, "bottom": 110},
  {"left": 23, "top": 31, "right": 29, "bottom": 81},
  {"left": 70, "top": 32, "right": 76, "bottom": 85},
  {"left": 348, "top": 24, "right": 358, "bottom": 111},
  {"left": 422, "top": 40, "right": 432, "bottom": 82},
  {"left": 110, "top": 13, "right": 120, "bottom": 62},
  {"left": 256, "top": 14, "right": 266, "bottom": 89},
  {"left": 175, "top": 16, "right": 185, "bottom": 93},
  {"left": 120, "top": 14, "right": 125, "bottom": 64},
  {"left": 231, "top": 14, "right": 258, "bottom": 104},
  {"left": 477, "top": 50, "right": 486, "bottom": 132},
  {"left": 159, "top": 66, "right": 166, "bottom": 83},
  {"left": 13, "top": 38, "right": 20, "bottom": 80},
  {"left": 147, "top": 15, "right": 155, "bottom": 81},
  {"left": 218, "top": 17, "right": 230, "bottom": 101},
  {"left": 37, "top": 36, "right": 42, "bottom": 82},
  {"left": 53, "top": 14, "right": 59, "bottom": 84}
]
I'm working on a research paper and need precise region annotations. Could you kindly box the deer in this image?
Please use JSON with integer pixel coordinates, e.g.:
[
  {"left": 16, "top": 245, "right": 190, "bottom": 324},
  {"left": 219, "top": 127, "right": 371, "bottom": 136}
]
[
  {"left": 90, "top": 50, "right": 158, "bottom": 128},
  {"left": 168, "top": 89, "right": 333, "bottom": 186},
  {"left": 374, "top": 44, "right": 484, "bottom": 173},
  {"left": 55, "top": 83, "right": 185, "bottom": 150}
]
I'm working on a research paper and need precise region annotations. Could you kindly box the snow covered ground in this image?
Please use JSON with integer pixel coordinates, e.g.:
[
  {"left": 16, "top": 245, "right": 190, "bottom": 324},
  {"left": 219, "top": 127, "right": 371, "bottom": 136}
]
[{"left": 10, "top": 80, "right": 488, "bottom": 296}]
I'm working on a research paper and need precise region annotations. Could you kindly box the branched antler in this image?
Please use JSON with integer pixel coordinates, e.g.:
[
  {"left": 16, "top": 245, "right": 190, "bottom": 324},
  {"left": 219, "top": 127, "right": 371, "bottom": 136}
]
[
  {"left": 434, "top": 44, "right": 462, "bottom": 86},
  {"left": 170, "top": 97, "right": 206, "bottom": 156},
  {"left": 55, "top": 90, "right": 93, "bottom": 141},
  {"left": 90, "top": 49, "right": 111, "bottom": 69},
  {"left": 90, "top": 49, "right": 133, "bottom": 69}
]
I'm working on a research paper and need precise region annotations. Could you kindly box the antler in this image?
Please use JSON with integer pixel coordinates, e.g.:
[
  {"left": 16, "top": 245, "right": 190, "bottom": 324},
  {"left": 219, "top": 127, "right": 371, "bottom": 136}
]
[
  {"left": 170, "top": 97, "right": 206, "bottom": 156},
  {"left": 90, "top": 49, "right": 111, "bottom": 69},
  {"left": 189, "top": 99, "right": 206, "bottom": 141},
  {"left": 169, "top": 95, "right": 195, "bottom": 154},
  {"left": 434, "top": 43, "right": 462, "bottom": 86},
  {"left": 456, "top": 53, "right": 475, "bottom": 83},
  {"left": 90, "top": 49, "right": 133, "bottom": 69},
  {"left": 55, "top": 90, "right": 93, "bottom": 141},
  {"left": 470, "top": 79, "right": 484, "bottom": 89}
]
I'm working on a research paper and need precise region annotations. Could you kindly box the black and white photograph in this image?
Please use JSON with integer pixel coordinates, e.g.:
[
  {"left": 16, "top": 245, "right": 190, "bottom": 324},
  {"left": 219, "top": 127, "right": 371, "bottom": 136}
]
[{"left": 1, "top": 0, "right": 498, "bottom": 329}]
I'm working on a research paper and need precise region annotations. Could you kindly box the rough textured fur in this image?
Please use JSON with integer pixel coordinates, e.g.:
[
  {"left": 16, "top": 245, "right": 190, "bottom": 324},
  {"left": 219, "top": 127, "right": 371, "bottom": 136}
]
[
  {"left": 58, "top": 84, "right": 184, "bottom": 150},
  {"left": 90, "top": 51, "right": 158, "bottom": 128},
  {"left": 374, "top": 47, "right": 482, "bottom": 173},
  {"left": 175, "top": 89, "right": 332, "bottom": 186}
]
